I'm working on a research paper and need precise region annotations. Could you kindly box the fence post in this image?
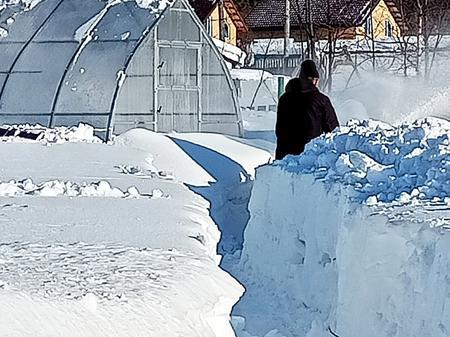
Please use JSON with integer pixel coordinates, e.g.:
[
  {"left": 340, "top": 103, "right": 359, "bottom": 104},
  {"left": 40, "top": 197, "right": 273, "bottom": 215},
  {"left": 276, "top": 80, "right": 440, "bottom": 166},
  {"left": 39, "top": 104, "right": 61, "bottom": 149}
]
[{"left": 278, "top": 76, "right": 285, "bottom": 98}]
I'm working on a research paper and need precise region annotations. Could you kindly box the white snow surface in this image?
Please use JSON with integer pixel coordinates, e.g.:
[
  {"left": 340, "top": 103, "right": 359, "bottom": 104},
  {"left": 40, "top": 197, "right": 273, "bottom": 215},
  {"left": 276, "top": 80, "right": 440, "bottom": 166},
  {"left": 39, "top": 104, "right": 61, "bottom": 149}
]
[
  {"left": 232, "top": 117, "right": 450, "bottom": 337},
  {"left": 0, "top": 123, "right": 101, "bottom": 143},
  {"left": 279, "top": 117, "right": 450, "bottom": 205},
  {"left": 0, "top": 127, "right": 271, "bottom": 337}
]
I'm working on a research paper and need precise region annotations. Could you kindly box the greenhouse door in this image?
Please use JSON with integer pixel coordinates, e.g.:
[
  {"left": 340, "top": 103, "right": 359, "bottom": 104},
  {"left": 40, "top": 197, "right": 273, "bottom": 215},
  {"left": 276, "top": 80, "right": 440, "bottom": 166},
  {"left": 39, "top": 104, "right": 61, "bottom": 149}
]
[{"left": 156, "top": 44, "right": 201, "bottom": 133}]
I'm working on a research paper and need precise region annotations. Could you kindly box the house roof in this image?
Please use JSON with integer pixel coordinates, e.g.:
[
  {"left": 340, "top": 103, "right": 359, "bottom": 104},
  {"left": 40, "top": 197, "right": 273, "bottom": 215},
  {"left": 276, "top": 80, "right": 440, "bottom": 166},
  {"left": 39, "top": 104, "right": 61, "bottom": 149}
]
[
  {"left": 224, "top": 0, "right": 249, "bottom": 33},
  {"left": 388, "top": 0, "right": 450, "bottom": 35},
  {"left": 188, "top": 0, "right": 217, "bottom": 21},
  {"left": 245, "top": 0, "right": 387, "bottom": 30}
]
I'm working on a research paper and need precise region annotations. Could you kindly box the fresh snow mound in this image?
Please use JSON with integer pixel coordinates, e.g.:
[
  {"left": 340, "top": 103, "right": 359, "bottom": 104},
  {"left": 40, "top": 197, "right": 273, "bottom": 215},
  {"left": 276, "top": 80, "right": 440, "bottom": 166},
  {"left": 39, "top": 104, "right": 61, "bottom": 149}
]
[{"left": 278, "top": 117, "right": 450, "bottom": 204}]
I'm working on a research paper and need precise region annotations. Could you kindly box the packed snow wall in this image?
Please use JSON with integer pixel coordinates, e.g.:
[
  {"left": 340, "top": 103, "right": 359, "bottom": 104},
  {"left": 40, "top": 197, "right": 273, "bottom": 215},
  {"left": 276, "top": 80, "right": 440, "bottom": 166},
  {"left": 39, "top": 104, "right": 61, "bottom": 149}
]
[{"left": 236, "top": 118, "right": 450, "bottom": 337}]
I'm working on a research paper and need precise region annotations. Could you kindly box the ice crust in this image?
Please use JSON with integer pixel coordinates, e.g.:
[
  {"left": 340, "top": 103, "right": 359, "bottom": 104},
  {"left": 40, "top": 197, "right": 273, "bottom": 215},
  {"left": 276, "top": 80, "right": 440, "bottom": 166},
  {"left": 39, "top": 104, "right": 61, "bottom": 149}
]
[
  {"left": 278, "top": 118, "right": 450, "bottom": 205},
  {"left": 237, "top": 118, "right": 450, "bottom": 337}
]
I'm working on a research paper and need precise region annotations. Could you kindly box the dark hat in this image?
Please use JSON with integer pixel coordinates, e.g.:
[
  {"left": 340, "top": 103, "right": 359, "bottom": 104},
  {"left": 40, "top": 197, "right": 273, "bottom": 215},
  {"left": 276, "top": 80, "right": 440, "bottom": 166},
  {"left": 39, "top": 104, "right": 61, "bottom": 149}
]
[{"left": 299, "top": 59, "right": 320, "bottom": 79}]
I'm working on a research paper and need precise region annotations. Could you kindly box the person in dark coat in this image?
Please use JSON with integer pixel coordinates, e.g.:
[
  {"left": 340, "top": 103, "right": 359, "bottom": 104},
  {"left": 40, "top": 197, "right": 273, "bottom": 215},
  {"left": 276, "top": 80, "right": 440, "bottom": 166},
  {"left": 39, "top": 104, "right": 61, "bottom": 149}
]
[{"left": 275, "top": 60, "right": 339, "bottom": 160}]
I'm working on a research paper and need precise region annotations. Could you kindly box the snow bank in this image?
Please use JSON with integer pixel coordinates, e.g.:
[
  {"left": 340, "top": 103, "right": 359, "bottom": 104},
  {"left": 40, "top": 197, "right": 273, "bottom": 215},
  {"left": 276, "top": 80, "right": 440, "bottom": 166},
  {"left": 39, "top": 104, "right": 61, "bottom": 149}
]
[
  {"left": 235, "top": 118, "right": 450, "bottom": 337},
  {"left": 0, "top": 179, "right": 166, "bottom": 199},
  {"left": 0, "top": 128, "right": 274, "bottom": 337},
  {"left": 280, "top": 118, "right": 450, "bottom": 205},
  {"left": 0, "top": 123, "right": 101, "bottom": 143}
]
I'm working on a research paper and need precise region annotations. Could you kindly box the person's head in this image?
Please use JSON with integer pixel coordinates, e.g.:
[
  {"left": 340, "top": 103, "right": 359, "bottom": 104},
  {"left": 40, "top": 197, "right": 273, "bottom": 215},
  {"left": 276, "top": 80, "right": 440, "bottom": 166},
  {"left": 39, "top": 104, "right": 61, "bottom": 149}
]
[{"left": 299, "top": 59, "right": 320, "bottom": 87}]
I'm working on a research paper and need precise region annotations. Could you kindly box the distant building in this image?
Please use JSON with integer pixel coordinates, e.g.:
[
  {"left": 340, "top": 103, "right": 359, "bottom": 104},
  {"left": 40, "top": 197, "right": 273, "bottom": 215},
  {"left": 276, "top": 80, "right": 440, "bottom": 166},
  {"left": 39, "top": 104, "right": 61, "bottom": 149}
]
[
  {"left": 243, "top": 0, "right": 403, "bottom": 40},
  {"left": 388, "top": 0, "right": 450, "bottom": 37},
  {"left": 189, "top": 0, "right": 248, "bottom": 65},
  {"left": 358, "top": 0, "right": 402, "bottom": 39}
]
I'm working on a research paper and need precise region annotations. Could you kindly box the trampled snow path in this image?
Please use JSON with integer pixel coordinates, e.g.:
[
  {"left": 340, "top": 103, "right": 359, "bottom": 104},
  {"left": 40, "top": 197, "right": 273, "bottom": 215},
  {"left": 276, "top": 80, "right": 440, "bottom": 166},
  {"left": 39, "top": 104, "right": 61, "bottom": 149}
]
[{"left": 0, "top": 126, "right": 271, "bottom": 337}]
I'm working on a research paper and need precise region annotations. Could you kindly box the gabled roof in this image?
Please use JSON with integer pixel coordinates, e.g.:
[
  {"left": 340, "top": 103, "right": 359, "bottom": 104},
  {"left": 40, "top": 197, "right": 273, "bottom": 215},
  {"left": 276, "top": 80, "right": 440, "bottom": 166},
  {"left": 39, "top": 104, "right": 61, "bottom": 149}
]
[
  {"left": 224, "top": 0, "right": 249, "bottom": 33},
  {"left": 244, "top": 0, "right": 398, "bottom": 30},
  {"left": 387, "top": 0, "right": 450, "bottom": 35},
  {"left": 188, "top": 0, "right": 248, "bottom": 33},
  {"left": 188, "top": 0, "right": 217, "bottom": 21}
]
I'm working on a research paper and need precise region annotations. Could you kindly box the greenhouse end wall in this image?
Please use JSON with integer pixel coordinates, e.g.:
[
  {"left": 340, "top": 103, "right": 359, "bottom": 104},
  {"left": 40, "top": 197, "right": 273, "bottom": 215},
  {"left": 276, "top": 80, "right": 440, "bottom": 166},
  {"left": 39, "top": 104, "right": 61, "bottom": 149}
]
[{"left": 0, "top": 0, "right": 242, "bottom": 139}]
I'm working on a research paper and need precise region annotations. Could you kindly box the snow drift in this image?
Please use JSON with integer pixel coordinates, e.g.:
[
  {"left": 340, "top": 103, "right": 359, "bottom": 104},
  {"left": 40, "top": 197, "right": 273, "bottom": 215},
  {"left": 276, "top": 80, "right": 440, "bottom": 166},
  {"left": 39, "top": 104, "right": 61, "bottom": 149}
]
[
  {"left": 0, "top": 127, "right": 274, "bottom": 337},
  {"left": 235, "top": 118, "right": 450, "bottom": 337}
]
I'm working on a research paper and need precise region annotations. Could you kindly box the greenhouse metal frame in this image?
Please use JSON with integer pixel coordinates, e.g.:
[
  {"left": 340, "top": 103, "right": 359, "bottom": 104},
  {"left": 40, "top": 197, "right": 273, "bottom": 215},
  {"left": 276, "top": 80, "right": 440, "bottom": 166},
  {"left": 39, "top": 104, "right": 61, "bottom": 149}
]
[{"left": 0, "top": 0, "right": 243, "bottom": 140}]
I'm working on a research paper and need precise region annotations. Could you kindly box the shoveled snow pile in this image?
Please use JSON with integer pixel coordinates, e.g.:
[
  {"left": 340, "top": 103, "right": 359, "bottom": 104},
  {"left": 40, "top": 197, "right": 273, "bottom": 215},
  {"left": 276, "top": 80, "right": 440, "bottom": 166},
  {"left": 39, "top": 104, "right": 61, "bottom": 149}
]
[
  {"left": 0, "top": 123, "right": 101, "bottom": 143},
  {"left": 233, "top": 117, "right": 450, "bottom": 337},
  {"left": 0, "top": 179, "right": 166, "bottom": 199},
  {"left": 280, "top": 118, "right": 450, "bottom": 205}
]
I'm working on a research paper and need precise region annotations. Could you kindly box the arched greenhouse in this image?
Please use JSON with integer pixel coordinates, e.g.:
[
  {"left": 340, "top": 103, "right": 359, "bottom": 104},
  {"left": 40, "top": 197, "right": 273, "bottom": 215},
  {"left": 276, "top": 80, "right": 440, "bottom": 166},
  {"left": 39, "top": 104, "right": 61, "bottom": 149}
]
[{"left": 0, "top": 0, "right": 243, "bottom": 140}]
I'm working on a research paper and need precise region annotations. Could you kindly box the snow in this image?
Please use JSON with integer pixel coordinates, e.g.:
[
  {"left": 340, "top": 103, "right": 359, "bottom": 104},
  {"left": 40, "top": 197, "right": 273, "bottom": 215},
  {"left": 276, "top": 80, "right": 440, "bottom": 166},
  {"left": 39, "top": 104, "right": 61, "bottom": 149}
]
[
  {"left": 0, "top": 126, "right": 271, "bottom": 337},
  {"left": 279, "top": 118, "right": 450, "bottom": 204},
  {"left": 135, "top": 0, "right": 173, "bottom": 11},
  {"left": 213, "top": 38, "right": 247, "bottom": 66},
  {"left": 0, "top": 27, "right": 7, "bottom": 38},
  {"left": 231, "top": 69, "right": 275, "bottom": 82},
  {"left": 231, "top": 117, "right": 450, "bottom": 337},
  {"left": 0, "top": 0, "right": 43, "bottom": 11},
  {"left": 73, "top": 0, "right": 173, "bottom": 42},
  {"left": 0, "top": 123, "right": 101, "bottom": 143},
  {"left": 0, "top": 179, "right": 167, "bottom": 198}
]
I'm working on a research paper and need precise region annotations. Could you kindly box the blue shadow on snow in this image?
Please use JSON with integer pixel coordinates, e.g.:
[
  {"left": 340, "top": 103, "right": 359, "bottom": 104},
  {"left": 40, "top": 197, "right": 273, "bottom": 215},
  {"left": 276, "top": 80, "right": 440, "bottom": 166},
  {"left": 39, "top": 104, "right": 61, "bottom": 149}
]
[{"left": 169, "top": 137, "right": 252, "bottom": 258}]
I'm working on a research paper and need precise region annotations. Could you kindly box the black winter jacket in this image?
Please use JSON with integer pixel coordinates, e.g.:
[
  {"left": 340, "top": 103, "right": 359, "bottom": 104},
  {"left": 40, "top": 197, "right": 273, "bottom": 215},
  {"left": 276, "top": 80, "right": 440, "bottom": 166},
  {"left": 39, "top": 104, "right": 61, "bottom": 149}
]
[{"left": 275, "top": 78, "right": 339, "bottom": 160}]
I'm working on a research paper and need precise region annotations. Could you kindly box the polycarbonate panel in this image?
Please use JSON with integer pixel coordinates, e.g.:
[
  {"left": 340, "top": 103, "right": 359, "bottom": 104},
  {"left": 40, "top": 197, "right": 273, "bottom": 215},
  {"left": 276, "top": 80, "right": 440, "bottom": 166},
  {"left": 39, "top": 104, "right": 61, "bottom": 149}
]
[
  {"left": 54, "top": 2, "right": 158, "bottom": 116},
  {"left": 113, "top": 114, "right": 155, "bottom": 134},
  {"left": 115, "top": 77, "right": 154, "bottom": 113},
  {"left": 2, "top": 73, "right": 56, "bottom": 113},
  {"left": 201, "top": 44, "right": 237, "bottom": 115},
  {"left": 55, "top": 42, "right": 132, "bottom": 114},
  {"left": 1, "top": 43, "right": 75, "bottom": 114},
  {"left": 159, "top": 47, "right": 197, "bottom": 87},
  {"left": 0, "top": 115, "right": 50, "bottom": 126},
  {"left": 202, "top": 122, "right": 242, "bottom": 135},
  {"left": 157, "top": 7, "right": 200, "bottom": 41},
  {"left": 52, "top": 115, "right": 108, "bottom": 130},
  {"left": 94, "top": 2, "right": 155, "bottom": 42},
  {"left": 0, "top": 0, "right": 61, "bottom": 42},
  {"left": 34, "top": 0, "right": 105, "bottom": 42},
  {"left": 0, "top": 44, "right": 22, "bottom": 72},
  {"left": 0, "top": 74, "right": 5, "bottom": 93},
  {"left": 157, "top": 90, "right": 199, "bottom": 132},
  {"left": 114, "top": 31, "right": 155, "bottom": 132},
  {"left": 126, "top": 33, "right": 154, "bottom": 76}
]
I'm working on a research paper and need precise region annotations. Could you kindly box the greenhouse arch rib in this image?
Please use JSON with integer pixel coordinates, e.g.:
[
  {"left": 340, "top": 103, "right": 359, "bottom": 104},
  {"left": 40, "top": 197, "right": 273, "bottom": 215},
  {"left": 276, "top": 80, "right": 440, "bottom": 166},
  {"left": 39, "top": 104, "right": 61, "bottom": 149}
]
[
  {"left": 0, "top": 0, "right": 66, "bottom": 105},
  {"left": 48, "top": 0, "right": 121, "bottom": 128},
  {"left": 187, "top": 0, "right": 243, "bottom": 137},
  {"left": 105, "top": 14, "right": 164, "bottom": 142}
]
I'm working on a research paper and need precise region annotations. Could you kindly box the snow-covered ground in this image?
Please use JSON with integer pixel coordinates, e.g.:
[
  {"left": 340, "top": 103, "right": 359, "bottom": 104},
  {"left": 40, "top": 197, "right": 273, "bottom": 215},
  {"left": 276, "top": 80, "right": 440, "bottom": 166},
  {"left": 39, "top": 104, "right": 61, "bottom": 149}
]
[
  {"left": 230, "top": 117, "right": 450, "bottom": 337},
  {"left": 0, "top": 125, "right": 271, "bottom": 337}
]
